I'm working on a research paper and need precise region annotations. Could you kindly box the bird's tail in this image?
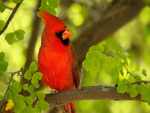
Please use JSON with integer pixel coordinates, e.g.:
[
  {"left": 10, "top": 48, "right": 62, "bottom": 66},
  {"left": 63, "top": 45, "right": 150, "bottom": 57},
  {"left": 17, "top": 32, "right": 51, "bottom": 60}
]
[{"left": 64, "top": 103, "right": 75, "bottom": 113}]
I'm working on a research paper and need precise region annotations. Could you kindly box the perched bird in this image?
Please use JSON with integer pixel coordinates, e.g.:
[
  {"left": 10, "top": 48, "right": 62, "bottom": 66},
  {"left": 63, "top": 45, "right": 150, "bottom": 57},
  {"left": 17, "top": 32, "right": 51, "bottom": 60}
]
[{"left": 38, "top": 11, "right": 79, "bottom": 113}]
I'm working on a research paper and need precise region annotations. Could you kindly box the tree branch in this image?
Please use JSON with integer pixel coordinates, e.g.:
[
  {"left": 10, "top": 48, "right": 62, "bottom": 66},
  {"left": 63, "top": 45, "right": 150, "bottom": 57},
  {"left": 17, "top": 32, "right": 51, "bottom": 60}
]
[
  {"left": 0, "top": 0, "right": 24, "bottom": 36},
  {"left": 46, "top": 80, "right": 150, "bottom": 106},
  {"left": 73, "top": 0, "right": 145, "bottom": 68},
  {"left": 46, "top": 85, "right": 141, "bottom": 106}
]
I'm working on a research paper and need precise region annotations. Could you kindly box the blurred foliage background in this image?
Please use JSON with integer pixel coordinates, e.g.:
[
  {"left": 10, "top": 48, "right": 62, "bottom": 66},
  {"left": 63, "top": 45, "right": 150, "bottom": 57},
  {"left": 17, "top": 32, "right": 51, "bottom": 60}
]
[{"left": 0, "top": 0, "right": 150, "bottom": 113}]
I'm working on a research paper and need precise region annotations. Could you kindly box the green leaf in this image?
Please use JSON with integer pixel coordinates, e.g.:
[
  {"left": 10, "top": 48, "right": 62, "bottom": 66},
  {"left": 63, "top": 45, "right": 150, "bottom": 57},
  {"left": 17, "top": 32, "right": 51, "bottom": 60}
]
[
  {"left": 0, "top": 52, "right": 8, "bottom": 73},
  {"left": 6, "top": 63, "right": 48, "bottom": 113},
  {"left": 117, "top": 80, "right": 128, "bottom": 94},
  {"left": 24, "top": 70, "right": 31, "bottom": 80},
  {"left": 139, "top": 84, "right": 150, "bottom": 103},
  {"left": 5, "top": 32, "right": 16, "bottom": 44},
  {"left": 13, "top": 96, "right": 26, "bottom": 113},
  {"left": 23, "top": 84, "right": 34, "bottom": 93},
  {"left": 0, "top": 52, "right": 5, "bottom": 59},
  {"left": 5, "top": 29, "right": 25, "bottom": 44},
  {"left": 0, "top": 20, "right": 5, "bottom": 31},
  {"left": 15, "top": 29, "right": 25, "bottom": 40},
  {"left": 0, "top": 2, "right": 6, "bottom": 12},
  {"left": 128, "top": 84, "right": 138, "bottom": 97},
  {"left": 28, "top": 61, "right": 38, "bottom": 73},
  {"left": 142, "top": 69, "right": 147, "bottom": 76},
  {"left": 24, "top": 61, "right": 38, "bottom": 80},
  {"left": 40, "top": 0, "right": 60, "bottom": 15},
  {"left": 0, "top": 60, "right": 8, "bottom": 73},
  {"left": 8, "top": 80, "right": 22, "bottom": 103},
  {"left": 36, "top": 98, "right": 49, "bottom": 112},
  {"left": 144, "top": 24, "right": 150, "bottom": 37},
  {"left": 0, "top": 95, "right": 3, "bottom": 100},
  {"left": 31, "top": 72, "right": 42, "bottom": 88},
  {"left": 36, "top": 92, "right": 49, "bottom": 112},
  {"left": 82, "top": 39, "right": 127, "bottom": 86}
]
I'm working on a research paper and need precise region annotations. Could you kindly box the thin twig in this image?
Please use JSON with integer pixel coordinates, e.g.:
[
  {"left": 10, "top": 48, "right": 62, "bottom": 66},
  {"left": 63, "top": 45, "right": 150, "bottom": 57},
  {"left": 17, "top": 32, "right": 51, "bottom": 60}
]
[{"left": 0, "top": 0, "right": 24, "bottom": 36}]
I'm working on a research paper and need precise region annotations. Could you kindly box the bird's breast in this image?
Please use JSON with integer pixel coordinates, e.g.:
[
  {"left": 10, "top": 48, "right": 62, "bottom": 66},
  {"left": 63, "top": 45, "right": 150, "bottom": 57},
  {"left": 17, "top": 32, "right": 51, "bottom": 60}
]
[{"left": 38, "top": 46, "right": 74, "bottom": 91}]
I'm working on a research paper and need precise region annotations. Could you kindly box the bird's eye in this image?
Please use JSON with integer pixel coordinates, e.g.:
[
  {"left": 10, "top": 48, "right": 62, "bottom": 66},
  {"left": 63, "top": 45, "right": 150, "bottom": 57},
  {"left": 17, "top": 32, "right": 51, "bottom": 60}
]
[
  {"left": 55, "top": 31, "right": 64, "bottom": 39},
  {"left": 55, "top": 30, "right": 70, "bottom": 45}
]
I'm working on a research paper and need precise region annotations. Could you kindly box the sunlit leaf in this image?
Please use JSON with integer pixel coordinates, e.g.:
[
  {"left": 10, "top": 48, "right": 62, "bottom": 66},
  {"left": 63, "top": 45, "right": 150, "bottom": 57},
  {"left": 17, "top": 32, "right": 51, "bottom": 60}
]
[
  {"left": 0, "top": 20, "right": 5, "bottom": 31},
  {"left": 40, "top": 0, "right": 60, "bottom": 15},
  {"left": 82, "top": 39, "right": 127, "bottom": 86},
  {"left": 31, "top": 72, "right": 42, "bottom": 88},
  {"left": 117, "top": 80, "right": 128, "bottom": 94},
  {"left": 0, "top": 52, "right": 8, "bottom": 73},
  {"left": 5, "top": 29, "right": 25, "bottom": 44},
  {"left": 15, "top": 29, "right": 25, "bottom": 40},
  {"left": 24, "top": 61, "right": 38, "bottom": 80},
  {"left": 5, "top": 32, "right": 16, "bottom": 44},
  {"left": 0, "top": 2, "right": 6, "bottom": 12},
  {"left": 128, "top": 84, "right": 138, "bottom": 97},
  {"left": 144, "top": 24, "right": 150, "bottom": 37},
  {"left": 139, "top": 84, "right": 150, "bottom": 103}
]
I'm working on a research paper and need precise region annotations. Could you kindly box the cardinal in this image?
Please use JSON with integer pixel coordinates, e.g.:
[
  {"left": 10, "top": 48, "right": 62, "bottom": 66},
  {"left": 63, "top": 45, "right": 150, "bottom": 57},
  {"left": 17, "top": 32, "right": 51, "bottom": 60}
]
[{"left": 38, "top": 11, "right": 79, "bottom": 113}]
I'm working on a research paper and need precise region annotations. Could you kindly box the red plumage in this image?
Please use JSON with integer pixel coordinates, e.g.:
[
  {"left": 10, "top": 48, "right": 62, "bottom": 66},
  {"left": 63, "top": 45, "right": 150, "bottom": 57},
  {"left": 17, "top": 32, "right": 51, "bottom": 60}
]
[{"left": 38, "top": 11, "right": 79, "bottom": 113}]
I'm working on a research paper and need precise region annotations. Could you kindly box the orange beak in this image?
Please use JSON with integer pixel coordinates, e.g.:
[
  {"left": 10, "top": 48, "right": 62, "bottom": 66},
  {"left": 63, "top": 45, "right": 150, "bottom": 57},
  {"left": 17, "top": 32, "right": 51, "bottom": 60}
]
[{"left": 62, "top": 29, "right": 72, "bottom": 40}]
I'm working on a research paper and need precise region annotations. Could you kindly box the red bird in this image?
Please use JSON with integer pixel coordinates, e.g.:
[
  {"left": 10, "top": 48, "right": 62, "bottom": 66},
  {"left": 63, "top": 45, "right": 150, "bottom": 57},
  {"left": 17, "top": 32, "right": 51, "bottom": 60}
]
[{"left": 38, "top": 11, "right": 79, "bottom": 113}]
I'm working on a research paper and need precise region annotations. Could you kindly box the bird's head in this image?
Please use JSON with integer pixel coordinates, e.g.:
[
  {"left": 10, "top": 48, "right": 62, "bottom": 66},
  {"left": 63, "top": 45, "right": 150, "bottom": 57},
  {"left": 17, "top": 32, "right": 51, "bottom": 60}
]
[{"left": 38, "top": 11, "right": 72, "bottom": 45}]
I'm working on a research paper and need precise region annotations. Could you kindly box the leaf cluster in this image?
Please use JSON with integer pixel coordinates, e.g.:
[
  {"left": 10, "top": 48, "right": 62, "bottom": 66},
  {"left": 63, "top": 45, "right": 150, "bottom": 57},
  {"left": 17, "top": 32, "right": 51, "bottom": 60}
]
[
  {"left": 83, "top": 38, "right": 150, "bottom": 104},
  {"left": 6, "top": 62, "right": 48, "bottom": 113}
]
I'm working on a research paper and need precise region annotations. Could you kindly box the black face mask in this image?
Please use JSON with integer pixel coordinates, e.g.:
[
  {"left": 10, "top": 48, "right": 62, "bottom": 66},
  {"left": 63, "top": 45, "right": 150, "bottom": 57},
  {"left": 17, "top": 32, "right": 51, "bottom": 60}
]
[{"left": 56, "top": 31, "right": 70, "bottom": 46}]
